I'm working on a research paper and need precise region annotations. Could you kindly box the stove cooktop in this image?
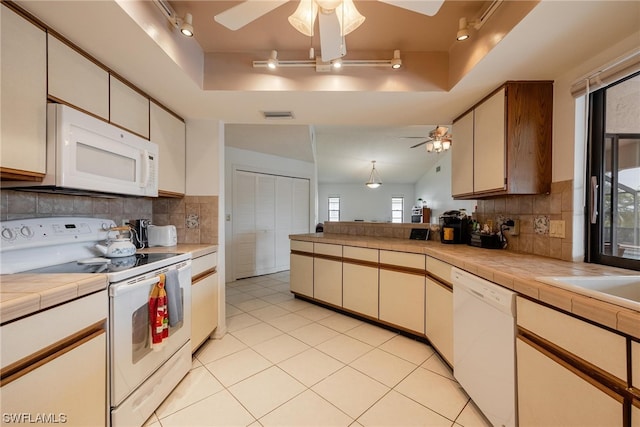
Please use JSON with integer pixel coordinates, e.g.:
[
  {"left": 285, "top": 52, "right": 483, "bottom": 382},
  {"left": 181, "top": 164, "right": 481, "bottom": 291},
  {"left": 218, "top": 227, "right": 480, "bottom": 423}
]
[{"left": 25, "top": 253, "right": 182, "bottom": 275}]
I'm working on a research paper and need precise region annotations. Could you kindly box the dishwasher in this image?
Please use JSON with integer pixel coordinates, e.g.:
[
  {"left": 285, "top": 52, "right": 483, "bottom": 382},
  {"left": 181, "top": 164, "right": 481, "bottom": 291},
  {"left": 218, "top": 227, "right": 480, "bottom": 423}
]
[{"left": 452, "top": 267, "right": 517, "bottom": 427}]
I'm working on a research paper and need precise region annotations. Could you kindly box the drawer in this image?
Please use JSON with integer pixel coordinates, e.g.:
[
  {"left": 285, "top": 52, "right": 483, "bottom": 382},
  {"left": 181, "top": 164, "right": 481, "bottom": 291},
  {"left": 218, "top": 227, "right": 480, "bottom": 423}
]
[
  {"left": 192, "top": 252, "right": 217, "bottom": 277},
  {"left": 291, "top": 240, "right": 313, "bottom": 253},
  {"left": 314, "top": 243, "right": 342, "bottom": 257},
  {"left": 343, "top": 246, "right": 378, "bottom": 263},
  {"left": 380, "top": 250, "right": 425, "bottom": 270},
  {"left": 427, "top": 256, "right": 452, "bottom": 284}
]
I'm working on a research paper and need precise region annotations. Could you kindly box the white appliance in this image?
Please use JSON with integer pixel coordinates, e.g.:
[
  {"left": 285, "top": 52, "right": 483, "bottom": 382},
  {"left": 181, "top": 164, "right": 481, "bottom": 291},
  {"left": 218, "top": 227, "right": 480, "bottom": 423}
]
[
  {"left": 452, "top": 267, "right": 517, "bottom": 427},
  {"left": 0, "top": 217, "right": 191, "bottom": 427},
  {"left": 147, "top": 224, "right": 177, "bottom": 247},
  {"left": 3, "top": 104, "right": 158, "bottom": 197}
]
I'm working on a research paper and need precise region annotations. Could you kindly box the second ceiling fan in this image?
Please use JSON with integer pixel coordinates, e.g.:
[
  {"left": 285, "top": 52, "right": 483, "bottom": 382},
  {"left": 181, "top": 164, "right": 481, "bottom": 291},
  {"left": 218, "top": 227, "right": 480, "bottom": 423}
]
[{"left": 213, "top": 0, "right": 445, "bottom": 61}]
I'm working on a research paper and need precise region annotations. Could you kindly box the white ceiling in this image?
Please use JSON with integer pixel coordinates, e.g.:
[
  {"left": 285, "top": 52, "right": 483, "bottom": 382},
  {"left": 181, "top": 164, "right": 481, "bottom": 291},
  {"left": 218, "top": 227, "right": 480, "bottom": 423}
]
[{"left": 14, "top": 1, "right": 640, "bottom": 185}]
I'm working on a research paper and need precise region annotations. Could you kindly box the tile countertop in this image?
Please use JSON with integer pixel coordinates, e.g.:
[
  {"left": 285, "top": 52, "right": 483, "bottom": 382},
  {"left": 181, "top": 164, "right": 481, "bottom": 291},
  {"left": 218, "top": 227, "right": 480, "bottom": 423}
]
[
  {"left": 290, "top": 233, "right": 640, "bottom": 340},
  {"left": 0, "top": 244, "right": 218, "bottom": 325}
]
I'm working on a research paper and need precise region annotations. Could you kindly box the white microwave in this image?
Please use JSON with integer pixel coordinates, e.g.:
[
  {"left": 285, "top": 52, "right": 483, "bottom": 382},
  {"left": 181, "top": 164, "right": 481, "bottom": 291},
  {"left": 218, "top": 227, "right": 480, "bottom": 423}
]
[{"left": 4, "top": 104, "right": 158, "bottom": 197}]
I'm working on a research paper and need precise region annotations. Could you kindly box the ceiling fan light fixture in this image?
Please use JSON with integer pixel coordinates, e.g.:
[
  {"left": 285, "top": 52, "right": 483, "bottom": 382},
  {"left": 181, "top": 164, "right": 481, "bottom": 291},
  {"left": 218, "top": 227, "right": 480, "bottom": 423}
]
[
  {"left": 425, "top": 141, "right": 434, "bottom": 153},
  {"left": 267, "top": 50, "right": 279, "bottom": 69},
  {"left": 456, "top": 17, "right": 470, "bottom": 41},
  {"left": 365, "top": 160, "right": 382, "bottom": 189},
  {"left": 288, "top": 0, "right": 318, "bottom": 36},
  {"left": 391, "top": 49, "right": 402, "bottom": 69},
  {"left": 442, "top": 139, "right": 451, "bottom": 151},
  {"left": 336, "top": 0, "right": 365, "bottom": 36},
  {"left": 316, "top": 0, "right": 343, "bottom": 12}
]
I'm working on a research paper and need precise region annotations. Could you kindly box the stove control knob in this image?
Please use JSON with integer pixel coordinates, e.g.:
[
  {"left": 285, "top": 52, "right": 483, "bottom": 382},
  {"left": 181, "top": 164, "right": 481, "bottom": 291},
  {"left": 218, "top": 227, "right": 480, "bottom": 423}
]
[
  {"left": 20, "top": 226, "right": 34, "bottom": 238},
  {"left": 1, "top": 227, "right": 15, "bottom": 241}
]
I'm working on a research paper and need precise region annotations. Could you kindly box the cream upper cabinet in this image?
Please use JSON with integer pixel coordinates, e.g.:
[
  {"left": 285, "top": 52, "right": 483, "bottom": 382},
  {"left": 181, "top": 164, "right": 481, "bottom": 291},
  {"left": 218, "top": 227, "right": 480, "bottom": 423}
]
[
  {"left": 0, "top": 5, "right": 47, "bottom": 178},
  {"left": 451, "top": 81, "right": 553, "bottom": 199},
  {"left": 109, "top": 76, "right": 150, "bottom": 138},
  {"left": 473, "top": 88, "right": 506, "bottom": 193},
  {"left": 451, "top": 110, "right": 474, "bottom": 197},
  {"left": 48, "top": 34, "right": 109, "bottom": 120},
  {"left": 150, "top": 102, "right": 186, "bottom": 196}
]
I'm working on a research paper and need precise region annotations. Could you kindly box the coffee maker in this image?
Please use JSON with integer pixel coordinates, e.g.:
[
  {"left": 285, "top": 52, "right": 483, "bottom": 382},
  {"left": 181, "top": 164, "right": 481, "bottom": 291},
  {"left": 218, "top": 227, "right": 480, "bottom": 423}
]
[
  {"left": 439, "top": 210, "right": 470, "bottom": 244},
  {"left": 128, "top": 219, "right": 150, "bottom": 249}
]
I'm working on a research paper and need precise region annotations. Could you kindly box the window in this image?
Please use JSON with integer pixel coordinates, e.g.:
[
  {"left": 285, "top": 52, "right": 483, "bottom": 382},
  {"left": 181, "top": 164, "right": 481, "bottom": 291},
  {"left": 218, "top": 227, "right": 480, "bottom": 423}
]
[
  {"left": 328, "top": 196, "right": 340, "bottom": 222},
  {"left": 587, "top": 72, "right": 640, "bottom": 270},
  {"left": 391, "top": 197, "right": 404, "bottom": 223}
]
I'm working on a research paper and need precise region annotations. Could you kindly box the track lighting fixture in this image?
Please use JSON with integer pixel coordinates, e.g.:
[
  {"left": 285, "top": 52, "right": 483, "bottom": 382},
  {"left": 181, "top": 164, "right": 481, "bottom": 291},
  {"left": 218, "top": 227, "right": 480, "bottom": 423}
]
[
  {"left": 180, "top": 13, "right": 194, "bottom": 37},
  {"left": 253, "top": 50, "right": 402, "bottom": 71},
  {"left": 456, "top": 17, "right": 470, "bottom": 41},
  {"left": 332, "top": 58, "right": 343, "bottom": 69},
  {"left": 390, "top": 50, "right": 402, "bottom": 69},
  {"left": 267, "top": 50, "right": 279, "bottom": 69}
]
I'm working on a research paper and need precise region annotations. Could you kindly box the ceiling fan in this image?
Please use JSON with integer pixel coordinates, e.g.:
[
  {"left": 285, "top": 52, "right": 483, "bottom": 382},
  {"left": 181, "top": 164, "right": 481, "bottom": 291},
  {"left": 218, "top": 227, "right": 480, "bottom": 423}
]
[
  {"left": 213, "top": 0, "right": 445, "bottom": 61},
  {"left": 409, "top": 126, "right": 452, "bottom": 152}
]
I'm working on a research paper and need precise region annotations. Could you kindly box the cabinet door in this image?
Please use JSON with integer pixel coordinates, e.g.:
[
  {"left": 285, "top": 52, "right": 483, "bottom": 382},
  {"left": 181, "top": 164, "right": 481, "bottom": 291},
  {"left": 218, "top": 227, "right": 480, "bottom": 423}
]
[
  {"left": 379, "top": 270, "right": 425, "bottom": 334},
  {"left": 290, "top": 253, "right": 313, "bottom": 297},
  {"left": 343, "top": 246, "right": 379, "bottom": 318},
  {"left": 150, "top": 102, "right": 186, "bottom": 195},
  {"left": 48, "top": 34, "right": 109, "bottom": 119},
  {"left": 425, "top": 278, "right": 453, "bottom": 365},
  {"left": 517, "top": 338, "right": 623, "bottom": 427},
  {"left": 191, "top": 272, "right": 219, "bottom": 352},
  {"left": 0, "top": 6, "right": 46, "bottom": 176},
  {"left": 110, "top": 76, "right": 150, "bottom": 138},
  {"left": 313, "top": 243, "right": 343, "bottom": 306},
  {"left": 474, "top": 88, "right": 506, "bottom": 193},
  {"left": 1, "top": 332, "right": 107, "bottom": 427},
  {"left": 451, "top": 110, "right": 474, "bottom": 197}
]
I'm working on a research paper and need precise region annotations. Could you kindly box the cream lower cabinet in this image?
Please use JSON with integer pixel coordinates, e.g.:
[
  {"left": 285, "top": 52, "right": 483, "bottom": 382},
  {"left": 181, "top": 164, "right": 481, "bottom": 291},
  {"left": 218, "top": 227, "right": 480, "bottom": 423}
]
[
  {"left": 343, "top": 246, "right": 379, "bottom": 319},
  {"left": 290, "top": 240, "right": 313, "bottom": 297},
  {"left": 191, "top": 252, "right": 219, "bottom": 352},
  {"left": 425, "top": 277, "right": 453, "bottom": 365},
  {"left": 313, "top": 243, "right": 343, "bottom": 307},
  {"left": 517, "top": 296, "right": 627, "bottom": 426},
  {"left": 379, "top": 250, "right": 425, "bottom": 334}
]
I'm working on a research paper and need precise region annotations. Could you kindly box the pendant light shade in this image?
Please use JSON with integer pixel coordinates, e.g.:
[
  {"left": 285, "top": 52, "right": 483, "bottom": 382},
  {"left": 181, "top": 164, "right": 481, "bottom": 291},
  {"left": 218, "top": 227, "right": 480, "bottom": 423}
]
[
  {"left": 336, "top": 0, "right": 365, "bottom": 36},
  {"left": 289, "top": 0, "right": 365, "bottom": 37},
  {"left": 288, "top": 0, "right": 318, "bottom": 36},
  {"left": 365, "top": 160, "right": 382, "bottom": 189}
]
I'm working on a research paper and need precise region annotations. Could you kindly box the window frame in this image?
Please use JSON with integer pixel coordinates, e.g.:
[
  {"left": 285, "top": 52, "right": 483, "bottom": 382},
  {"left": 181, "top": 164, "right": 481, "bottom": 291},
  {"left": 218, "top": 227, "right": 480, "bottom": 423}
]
[
  {"left": 328, "top": 196, "right": 340, "bottom": 222},
  {"left": 391, "top": 196, "right": 404, "bottom": 224}
]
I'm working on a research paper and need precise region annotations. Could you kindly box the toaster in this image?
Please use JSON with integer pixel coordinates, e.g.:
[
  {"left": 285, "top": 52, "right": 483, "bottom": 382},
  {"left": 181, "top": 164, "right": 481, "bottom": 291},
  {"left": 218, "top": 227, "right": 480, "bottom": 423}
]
[{"left": 147, "top": 225, "right": 177, "bottom": 247}]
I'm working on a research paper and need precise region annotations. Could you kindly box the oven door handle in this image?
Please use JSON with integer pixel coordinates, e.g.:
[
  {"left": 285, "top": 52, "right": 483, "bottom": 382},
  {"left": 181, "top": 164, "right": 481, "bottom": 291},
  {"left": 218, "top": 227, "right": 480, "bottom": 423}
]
[{"left": 109, "top": 275, "right": 160, "bottom": 297}]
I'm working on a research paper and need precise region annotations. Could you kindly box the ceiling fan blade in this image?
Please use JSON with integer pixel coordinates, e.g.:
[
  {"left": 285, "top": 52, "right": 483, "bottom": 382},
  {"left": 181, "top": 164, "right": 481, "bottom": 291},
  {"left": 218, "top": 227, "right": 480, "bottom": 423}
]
[
  {"left": 410, "top": 139, "right": 431, "bottom": 148},
  {"left": 377, "top": 0, "right": 445, "bottom": 16},
  {"left": 214, "top": 0, "right": 289, "bottom": 31},
  {"left": 319, "top": 10, "right": 346, "bottom": 62}
]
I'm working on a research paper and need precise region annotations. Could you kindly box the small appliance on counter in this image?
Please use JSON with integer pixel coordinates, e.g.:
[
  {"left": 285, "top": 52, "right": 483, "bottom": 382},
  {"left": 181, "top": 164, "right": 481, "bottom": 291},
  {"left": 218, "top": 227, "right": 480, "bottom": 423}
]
[
  {"left": 411, "top": 206, "right": 423, "bottom": 223},
  {"left": 439, "top": 210, "right": 470, "bottom": 244},
  {"left": 469, "top": 232, "right": 505, "bottom": 249},
  {"left": 147, "top": 224, "right": 177, "bottom": 247},
  {"left": 128, "top": 218, "right": 150, "bottom": 249}
]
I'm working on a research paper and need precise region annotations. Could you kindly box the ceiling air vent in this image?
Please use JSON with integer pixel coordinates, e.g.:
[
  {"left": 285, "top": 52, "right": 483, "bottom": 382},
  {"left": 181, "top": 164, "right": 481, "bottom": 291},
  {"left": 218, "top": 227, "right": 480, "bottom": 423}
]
[{"left": 262, "top": 111, "right": 294, "bottom": 120}]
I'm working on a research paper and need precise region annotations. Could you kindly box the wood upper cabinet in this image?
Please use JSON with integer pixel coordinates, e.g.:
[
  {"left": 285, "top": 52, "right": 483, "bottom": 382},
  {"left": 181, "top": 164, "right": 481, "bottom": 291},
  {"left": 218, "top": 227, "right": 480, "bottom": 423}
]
[
  {"left": 0, "top": 5, "right": 47, "bottom": 179},
  {"left": 150, "top": 101, "right": 186, "bottom": 196},
  {"left": 452, "top": 81, "right": 553, "bottom": 199},
  {"left": 109, "top": 76, "right": 150, "bottom": 139},
  {"left": 48, "top": 34, "right": 109, "bottom": 120}
]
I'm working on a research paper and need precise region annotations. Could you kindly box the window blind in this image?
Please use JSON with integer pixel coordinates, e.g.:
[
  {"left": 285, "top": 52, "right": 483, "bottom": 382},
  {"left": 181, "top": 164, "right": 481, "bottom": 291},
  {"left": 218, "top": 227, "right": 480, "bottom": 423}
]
[{"left": 570, "top": 47, "right": 640, "bottom": 97}]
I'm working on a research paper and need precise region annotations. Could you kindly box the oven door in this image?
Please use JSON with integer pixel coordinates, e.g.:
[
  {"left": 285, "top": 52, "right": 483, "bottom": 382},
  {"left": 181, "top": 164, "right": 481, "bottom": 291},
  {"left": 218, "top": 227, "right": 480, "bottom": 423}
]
[{"left": 109, "top": 260, "right": 191, "bottom": 406}]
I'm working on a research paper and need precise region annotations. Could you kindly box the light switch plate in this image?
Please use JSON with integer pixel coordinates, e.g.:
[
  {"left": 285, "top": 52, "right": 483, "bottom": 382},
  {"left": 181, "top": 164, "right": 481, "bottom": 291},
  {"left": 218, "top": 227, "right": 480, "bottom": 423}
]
[{"left": 549, "top": 220, "right": 566, "bottom": 238}]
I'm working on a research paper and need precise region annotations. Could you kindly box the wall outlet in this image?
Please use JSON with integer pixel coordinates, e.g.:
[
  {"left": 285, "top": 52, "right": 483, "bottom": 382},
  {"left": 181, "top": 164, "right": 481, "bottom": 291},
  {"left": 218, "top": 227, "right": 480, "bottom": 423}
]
[
  {"left": 508, "top": 219, "right": 520, "bottom": 236},
  {"left": 549, "top": 220, "right": 566, "bottom": 238}
]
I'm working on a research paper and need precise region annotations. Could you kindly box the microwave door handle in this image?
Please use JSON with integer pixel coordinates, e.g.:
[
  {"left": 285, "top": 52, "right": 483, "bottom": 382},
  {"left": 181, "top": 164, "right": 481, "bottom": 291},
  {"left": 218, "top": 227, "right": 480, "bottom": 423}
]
[{"left": 140, "top": 150, "right": 150, "bottom": 188}]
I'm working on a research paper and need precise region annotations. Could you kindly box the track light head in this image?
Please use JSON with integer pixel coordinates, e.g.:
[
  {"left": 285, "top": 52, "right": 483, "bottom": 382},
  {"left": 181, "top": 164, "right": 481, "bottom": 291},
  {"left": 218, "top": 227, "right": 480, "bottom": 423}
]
[
  {"left": 391, "top": 49, "right": 402, "bottom": 69},
  {"left": 180, "top": 13, "right": 194, "bottom": 37},
  {"left": 267, "top": 50, "right": 279, "bottom": 69},
  {"left": 456, "top": 17, "right": 470, "bottom": 41}
]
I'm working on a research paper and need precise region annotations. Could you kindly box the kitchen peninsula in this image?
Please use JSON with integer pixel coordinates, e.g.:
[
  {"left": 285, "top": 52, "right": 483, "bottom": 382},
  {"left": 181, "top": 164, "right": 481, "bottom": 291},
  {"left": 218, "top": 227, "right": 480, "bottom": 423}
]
[{"left": 290, "top": 224, "right": 640, "bottom": 427}]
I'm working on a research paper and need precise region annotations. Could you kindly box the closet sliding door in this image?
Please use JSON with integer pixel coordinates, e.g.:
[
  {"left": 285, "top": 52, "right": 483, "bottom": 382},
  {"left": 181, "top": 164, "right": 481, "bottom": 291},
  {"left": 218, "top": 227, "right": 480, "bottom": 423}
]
[{"left": 233, "top": 170, "right": 310, "bottom": 279}]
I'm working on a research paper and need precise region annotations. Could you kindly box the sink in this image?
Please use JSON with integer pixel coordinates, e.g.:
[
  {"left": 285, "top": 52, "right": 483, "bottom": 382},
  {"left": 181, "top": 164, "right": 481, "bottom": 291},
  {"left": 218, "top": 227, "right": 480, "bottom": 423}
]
[{"left": 536, "top": 275, "right": 640, "bottom": 311}]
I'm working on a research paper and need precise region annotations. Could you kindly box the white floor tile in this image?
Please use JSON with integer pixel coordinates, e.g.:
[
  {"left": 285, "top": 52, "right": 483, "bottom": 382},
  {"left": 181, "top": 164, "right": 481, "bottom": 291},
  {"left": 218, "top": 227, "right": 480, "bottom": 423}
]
[
  {"left": 312, "top": 366, "right": 389, "bottom": 419},
  {"left": 422, "top": 352, "right": 455, "bottom": 380},
  {"left": 252, "top": 334, "right": 310, "bottom": 363},
  {"left": 278, "top": 348, "right": 345, "bottom": 387},
  {"left": 195, "top": 334, "right": 247, "bottom": 364},
  {"left": 228, "top": 366, "right": 306, "bottom": 419},
  {"left": 296, "top": 305, "right": 336, "bottom": 321},
  {"left": 232, "top": 322, "right": 283, "bottom": 347},
  {"left": 247, "top": 304, "right": 291, "bottom": 321},
  {"left": 226, "top": 312, "right": 261, "bottom": 332},
  {"left": 395, "top": 367, "right": 469, "bottom": 421},
  {"left": 378, "top": 334, "right": 435, "bottom": 365},
  {"left": 232, "top": 297, "right": 272, "bottom": 313},
  {"left": 266, "top": 312, "right": 314, "bottom": 332},
  {"left": 288, "top": 322, "right": 340, "bottom": 346},
  {"left": 260, "top": 292, "right": 295, "bottom": 304},
  {"left": 246, "top": 287, "right": 280, "bottom": 298},
  {"left": 276, "top": 298, "right": 315, "bottom": 312},
  {"left": 155, "top": 366, "right": 224, "bottom": 418},
  {"left": 204, "top": 348, "right": 272, "bottom": 387},
  {"left": 260, "top": 389, "right": 353, "bottom": 427},
  {"left": 344, "top": 323, "right": 397, "bottom": 347},
  {"left": 226, "top": 292, "right": 257, "bottom": 305},
  {"left": 358, "top": 390, "right": 453, "bottom": 426},
  {"left": 159, "top": 390, "right": 255, "bottom": 427},
  {"left": 316, "top": 334, "right": 374, "bottom": 364},
  {"left": 225, "top": 303, "right": 244, "bottom": 317},
  {"left": 454, "top": 400, "right": 493, "bottom": 427},
  {"left": 317, "top": 313, "right": 363, "bottom": 333},
  {"left": 350, "top": 348, "right": 417, "bottom": 387},
  {"left": 143, "top": 413, "right": 160, "bottom": 427}
]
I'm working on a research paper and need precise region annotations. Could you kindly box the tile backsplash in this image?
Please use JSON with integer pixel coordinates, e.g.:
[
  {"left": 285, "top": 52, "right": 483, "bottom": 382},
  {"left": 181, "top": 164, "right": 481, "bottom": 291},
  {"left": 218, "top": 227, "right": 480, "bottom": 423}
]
[{"left": 1, "top": 190, "right": 218, "bottom": 245}]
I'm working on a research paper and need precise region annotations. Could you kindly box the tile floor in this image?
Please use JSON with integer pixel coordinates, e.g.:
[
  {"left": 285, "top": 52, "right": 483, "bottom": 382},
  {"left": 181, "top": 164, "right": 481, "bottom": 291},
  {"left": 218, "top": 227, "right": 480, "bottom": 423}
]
[{"left": 144, "top": 271, "right": 491, "bottom": 427}]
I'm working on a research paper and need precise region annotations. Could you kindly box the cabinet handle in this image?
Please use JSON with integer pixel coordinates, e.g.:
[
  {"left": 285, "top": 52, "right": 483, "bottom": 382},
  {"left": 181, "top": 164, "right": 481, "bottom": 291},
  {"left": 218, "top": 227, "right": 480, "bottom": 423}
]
[{"left": 590, "top": 176, "right": 599, "bottom": 224}]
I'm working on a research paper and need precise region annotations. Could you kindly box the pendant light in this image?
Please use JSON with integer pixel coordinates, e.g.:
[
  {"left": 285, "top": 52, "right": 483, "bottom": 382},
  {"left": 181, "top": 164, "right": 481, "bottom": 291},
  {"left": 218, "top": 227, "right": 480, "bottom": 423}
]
[{"left": 365, "top": 160, "right": 382, "bottom": 189}]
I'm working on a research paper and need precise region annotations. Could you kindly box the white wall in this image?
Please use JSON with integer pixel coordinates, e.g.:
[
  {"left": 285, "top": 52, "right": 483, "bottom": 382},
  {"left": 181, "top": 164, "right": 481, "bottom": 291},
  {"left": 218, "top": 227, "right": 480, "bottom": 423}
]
[
  {"left": 414, "top": 150, "right": 476, "bottom": 222},
  {"left": 318, "top": 183, "right": 415, "bottom": 223},
  {"left": 224, "top": 146, "right": 316, "bottom": 280}
]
